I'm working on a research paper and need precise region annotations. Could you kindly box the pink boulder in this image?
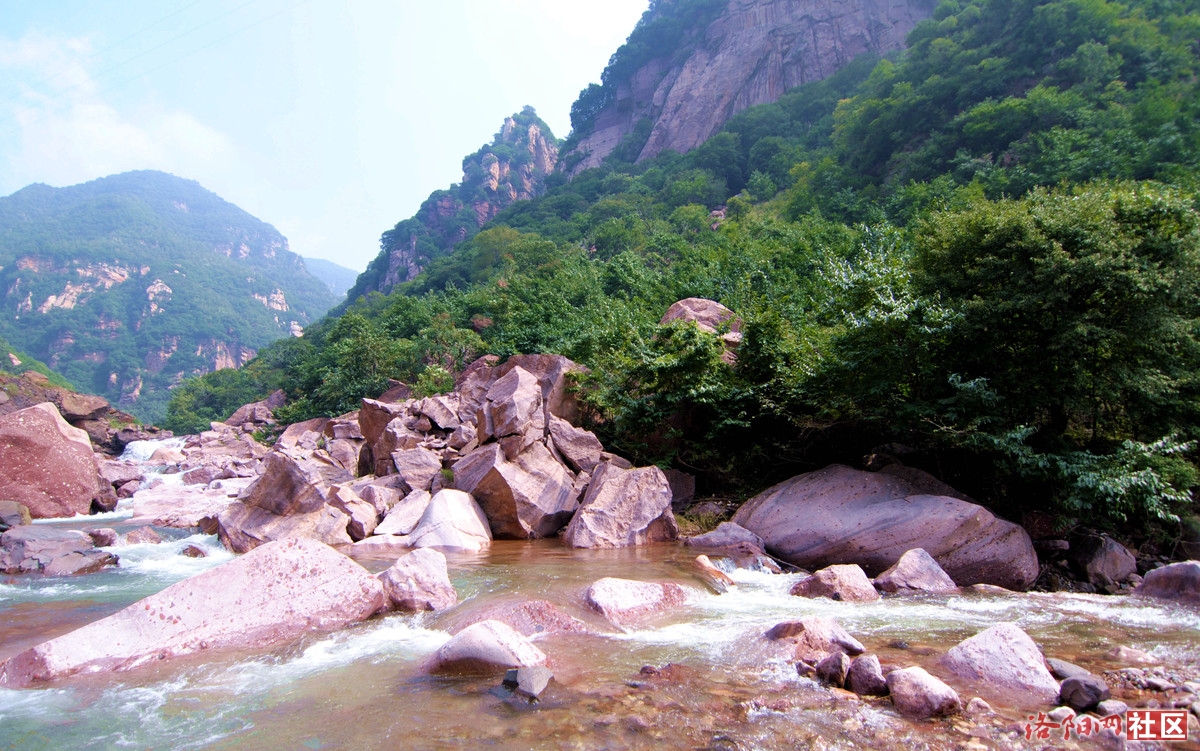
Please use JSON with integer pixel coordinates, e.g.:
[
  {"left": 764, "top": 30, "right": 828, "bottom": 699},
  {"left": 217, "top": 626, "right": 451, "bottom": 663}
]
[
  {"left": 791, "top": 563, "right": 880, "bottom": 602},
  {"left": 1133, "top": 561, "right": 1200, "bottom": 605},
  {"left": 562, "top": 462, "right": 678, "bottom": 548},
  {"left": 379, "top": 548, "right": 457, "bottom": 612},
  {"left": 731, "top": 465, "right": 1038, "bottom": 590},
  {"left": 451, "top": 442, "right": 577, "bottom": 539},
  {"left": 887, "top": 667, "right": 962, "bottom": 718},
  {"left": 874, "top": 548, "right": 958, "bottom": 594},
  {"left": 584, "top": 577, "right": 688, "bottom": 628},
  {"left": 764, "top": 617, "right": 864, "bottom": 663},
  {"left": 0, "top": 538, "right": 384, "bottom": 687},
  {"left": 0, "top": 403, "right": 101, "bottom": 518},
  {"left": 942, "top": 623, "right": 1060, "bottom": 705},
  {"left": 425, "top": 620, "right": 546, "bottom": 675}
]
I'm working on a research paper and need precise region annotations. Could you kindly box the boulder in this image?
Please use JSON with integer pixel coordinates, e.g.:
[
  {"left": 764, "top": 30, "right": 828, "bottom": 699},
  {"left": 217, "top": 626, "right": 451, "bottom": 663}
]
[
  {"left": 416, "top": 394, "right": 461, "bottom": 430},
  {"left": 425, "top": 620, "right": 546, "bottom": 675},
  {"left": 0, "top": 500, "right": 32, "bottom": 532},
  {"left": 390, "top": 447, "right": 444, "bottom": 493},
  {"left": 327, "top": 485, "right": 378, "bottom": 541},
  {"left": 125, "top": 527, "right": 163, "bottom": 545},
  {"left": 1, "top": 525, "right": 118, "bottom": 576},
  {"left": 685, "top": 522, "right": 766, "bottom": 554},
  {"left": 1070, "top": 534, "right": 1137, "bottom": 586},
  {"left": 57, "top": 391, "right": 110, "bottom": 421},
  {"left": 1105, "top": 645, "right": 1159, "bottom": 665},
  {"left": 660, "top": 297, "right": 741, "bottom": 335},
  {"left": 546, "top": 416, "right": 602, "bottom": 474},
  {"left": 359, "top": 400, "right": 407, "bottom": 446},
  {"left": 225, "top": 390, "right": 284, "bottom": 427},
  {"left": 0, "top": 538, "right": 384, "bottom": 687},
  {"left": 128, "top": 483, "right": 240, "bottom": 530},
  {"left": 496, "top": 354, "right": 586, "bottom": 425},
  {"left": 276, "top": 417, "right": 330, "bottom": 450},
  {"left": 97, "top": 460, "right": 143, "bottom": 489},
  {"left": 379, "top": 548, "right": 457, "bottom": 612},
  {"left": 731, "top": 465, "right": 1038, "bottom": 590},
  {"left": 0, "top": 403, "right": 102, "bottom": 518},
  {"left": 374, "top": 490, "right": 432, "bottom": 536},
  {"left": 401, "top": 489, "right": 492, "bottom": 553},
  {"left": 482, "top": 366, "right": 544, "bottom": 441},
  {"left": 86, "top": 528, "right": 118, "bottom": 547},
  {"left": 692, "top": 554, "right": 736, "bottom": 593},
  {"left": 816, "top": 652, "right": 851, "bottom": 687},
  {"left": 1046, "top": 658, "right": 1092, "bottom": 681},
  {"left": 217, "top": 502, "right": 353, "bottom": 554},
  {"left": 240, "top": 452, "right": 342, "bottom": 517},
  {"left": 562, "top": 462, "right": 678, "bottom": 548},
  {"left": 1060, "top": 674, "right": 1111, "bottom": 711},
  {"left": 503, "top": 665, "right": 554, "bottom": 700},
  {"left": 942, "top": 623, "right": 1060, "bottom": 705},
  {"left": 1133, "top": 561, "right": 1200, "bottom": 605},
  {"left": 452, "top": 443, "right": 577, "bottom": 539},
  {"left": 791, "top": 564, "right": 880, "bottom": 602},
  {"left": 584, "top": 577, "right": 687, "bottom": 628},
  {"left": 874, "top": 548, "right": 958, "bottom": 594},
  {"left": 847, "top": 654, "right": 889, "bottom": 696},
  {"left": 887, "top": 667, "right": 962, "bottom": 719},
  {"left": 764, "top": 617, "right": 864, "bottom": 663}
]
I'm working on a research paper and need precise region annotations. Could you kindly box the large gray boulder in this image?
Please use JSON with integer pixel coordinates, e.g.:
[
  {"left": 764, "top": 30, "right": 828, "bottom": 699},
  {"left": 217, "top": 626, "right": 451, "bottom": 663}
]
[
  {"left": 0, "top": 538, "right": 384, "bottom": 687},
  {"left": 562, "top": 462, "right": 678, "bottom": 548},
  {"left": 452, "top": 442, "right": 577, "bottom": 539},
  {"left": 731, "top": 465, "right": 1038, "bottom": 590}
]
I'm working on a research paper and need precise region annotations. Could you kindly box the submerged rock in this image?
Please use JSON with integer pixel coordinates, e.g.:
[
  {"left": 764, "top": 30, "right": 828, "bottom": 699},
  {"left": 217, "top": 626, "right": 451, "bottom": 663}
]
[
  {"left": 764, "top": 617, "right": 864, "bottom": 663},
  {"left": 0, "top": 538, "right": 384, "bottom": 687}
]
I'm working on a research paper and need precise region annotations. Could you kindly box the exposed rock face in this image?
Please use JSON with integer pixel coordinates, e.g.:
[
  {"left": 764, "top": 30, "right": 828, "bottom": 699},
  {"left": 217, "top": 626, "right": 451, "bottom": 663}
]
[
  {"left": 362, "top": 110, "right": 560, "bottom": 294},
  {"left": 660, "top": 298, "right": 743, "bottom": 363},
  {"left": 379, "top": 548, "right": 458, "bottom": 612},
  {"left": 562, "top": 462, "right": 678, "bottom": 548},
  {"left": 942, "top": 623, "right": 1061, "bottom": 705},
  {"left": 1133, "top": 560, "right": 1200, "bottom": 605},
  {"left": 874, "top": 548, "right": 958, "bottom": 594},
  {"left": 887, "top": 667, "right": 962, "bottom": 719},
  {"left": 0, "top": 538, "right": 384, "bottom": 687},
  {"left": 0, "top": 402, "right": 102, "bottom": 518},
  {"left": 425, "top": 620, "right": 547, "bottom": 675},
  {"left": 731, "top": 465, "right": 1039, "bottom": 589},
  {"left": 584, "top": 577, "right": 688, "bottom": 628},
  {"left": 562, "top": 0, "right": 936, "bottom": 173},
  {"left": 791, "top": 563, "right": 880, "bottom": 602},
  {"left": 1, "top": 525, "right": 118, "bottom": 576}
]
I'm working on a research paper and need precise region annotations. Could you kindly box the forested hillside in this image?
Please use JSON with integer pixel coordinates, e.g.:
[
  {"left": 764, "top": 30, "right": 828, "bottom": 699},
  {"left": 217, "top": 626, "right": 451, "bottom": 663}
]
[
  {"left": 0, "top": 171, "right": 337, "bottom": 422},
  {"left": 171, "top": 0, "right": 1200, "bottom": 543}
]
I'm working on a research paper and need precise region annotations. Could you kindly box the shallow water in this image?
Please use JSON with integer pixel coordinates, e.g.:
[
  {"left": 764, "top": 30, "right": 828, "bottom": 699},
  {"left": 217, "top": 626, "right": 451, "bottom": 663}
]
[{"left": 2, "top": 534, "right": 1198, "bottom": 750}]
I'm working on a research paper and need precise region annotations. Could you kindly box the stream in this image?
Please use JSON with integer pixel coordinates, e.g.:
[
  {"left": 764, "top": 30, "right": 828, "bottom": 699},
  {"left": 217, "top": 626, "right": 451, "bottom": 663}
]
[{"left": 1, "top": 446, "right": 1199, "bottom": 749}]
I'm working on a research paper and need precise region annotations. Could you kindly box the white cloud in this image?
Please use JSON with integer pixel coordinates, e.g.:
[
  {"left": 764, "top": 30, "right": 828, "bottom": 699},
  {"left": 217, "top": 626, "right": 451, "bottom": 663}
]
[{"left": 0, "top": 32, "right": 234, "bottom": 193}]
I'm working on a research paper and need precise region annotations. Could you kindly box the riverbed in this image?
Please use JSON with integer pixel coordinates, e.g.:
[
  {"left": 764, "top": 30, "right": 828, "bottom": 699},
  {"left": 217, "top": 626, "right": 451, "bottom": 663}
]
[{"left": 3, "top": 512, "right": 1199, "bottom": 750}]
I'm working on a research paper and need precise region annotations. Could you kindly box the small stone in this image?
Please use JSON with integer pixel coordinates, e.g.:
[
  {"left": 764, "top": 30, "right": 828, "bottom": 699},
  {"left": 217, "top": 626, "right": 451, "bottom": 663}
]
[
  {"left": 816, "top": 652, "right": 851, "bottom": 688},
  {"left": 503, "top": 665, "right": 553, "bottom": 700},
  {"left": 1096, "top": 699, "right": 1128, "bottom": 717},
  {"left": 180, "top": 544, "right": 207, "bottom": 558},
  {"left": 1060, "top": 674, "right": 1111, "bottom": 711},
  {"left": 1047, "top": 657, "right": 1091, "bottom": 681},
  {"left": 1106, "top": 645, "right": 1159, "bottom": 665},
  {"left": 965, "top": 697, "right": 993, "bottom": 716},
  {"left": 1146, "top": 677, "right": 1174, "bottom": 692},
  {"left": 846, "top": 654, "right": 889, "bottom": 697},
  {"left": 85, "top": 528, "right": 119, "bottom": 547},
  {"left": 1047, "top": 706, "right": 1076, "bottom": 723}
]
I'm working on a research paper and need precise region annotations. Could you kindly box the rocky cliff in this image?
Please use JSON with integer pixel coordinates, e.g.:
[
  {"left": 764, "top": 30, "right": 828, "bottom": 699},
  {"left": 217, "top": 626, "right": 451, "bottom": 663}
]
[
  {"left": 346, "top": 107, "right": 559, "bottom": 300},
  {"left": 0, "top": 171, "right": 337, "bottom": 423},
  {"left": 561, "top": 0, "right": 936, "bottom": 174}
]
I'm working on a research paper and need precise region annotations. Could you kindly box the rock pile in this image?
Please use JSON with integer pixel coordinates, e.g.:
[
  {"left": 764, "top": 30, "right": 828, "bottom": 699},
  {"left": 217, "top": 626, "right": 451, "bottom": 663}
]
[{"left": 211, "top": 354, "right": 680, "bottom": 555}]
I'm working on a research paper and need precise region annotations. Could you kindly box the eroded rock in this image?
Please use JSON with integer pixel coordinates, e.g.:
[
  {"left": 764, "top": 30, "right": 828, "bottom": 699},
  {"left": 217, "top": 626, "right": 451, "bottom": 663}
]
[
  {"left": 379, "top": 548, "right": 457, "bottom": 612},
  {"left": 562, "top": 462, "right": 677, "bottom": 548}
]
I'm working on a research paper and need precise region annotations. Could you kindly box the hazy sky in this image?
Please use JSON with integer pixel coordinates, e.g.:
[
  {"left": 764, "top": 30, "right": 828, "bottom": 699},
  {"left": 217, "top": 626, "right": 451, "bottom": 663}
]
[{"left": 0, "top": 0, "right": 648, "bottom": 271}]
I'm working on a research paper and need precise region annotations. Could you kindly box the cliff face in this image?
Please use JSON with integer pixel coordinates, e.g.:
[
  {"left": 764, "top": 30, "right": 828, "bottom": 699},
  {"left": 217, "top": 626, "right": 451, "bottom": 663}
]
[
  {"left": 563, "top": 0, "right": 935, "bottom": 173},
  {"left": 355, "top": 108, "right": 559, "bottom": 298}
]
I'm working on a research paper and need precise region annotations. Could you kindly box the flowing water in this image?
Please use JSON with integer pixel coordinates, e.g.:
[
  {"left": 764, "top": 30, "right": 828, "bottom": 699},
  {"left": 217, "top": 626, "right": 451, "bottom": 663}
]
[{"left": 2, "top": 445, "right": 1198, "bottom": 749}]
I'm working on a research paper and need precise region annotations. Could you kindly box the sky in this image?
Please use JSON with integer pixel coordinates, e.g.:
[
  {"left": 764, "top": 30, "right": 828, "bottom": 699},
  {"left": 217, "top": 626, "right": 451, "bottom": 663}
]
[{"left": 0, "top": 0, "right": 649, "bottom": 271}]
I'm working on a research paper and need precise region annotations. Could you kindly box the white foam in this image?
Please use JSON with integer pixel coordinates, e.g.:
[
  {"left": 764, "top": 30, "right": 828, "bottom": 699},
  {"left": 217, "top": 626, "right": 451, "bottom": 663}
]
[
  {"left": 112, "top": 534, "right": 233, "bottom": 579},
  {"left": 119, "top": 437, "right": 188, "bottom": 464}
]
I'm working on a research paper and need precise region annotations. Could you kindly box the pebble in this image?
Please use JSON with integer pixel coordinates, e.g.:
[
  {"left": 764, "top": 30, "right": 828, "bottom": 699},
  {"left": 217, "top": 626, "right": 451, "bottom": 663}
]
[{"left": 1096, "top": 700, "right": 1128, "bottom": 717}]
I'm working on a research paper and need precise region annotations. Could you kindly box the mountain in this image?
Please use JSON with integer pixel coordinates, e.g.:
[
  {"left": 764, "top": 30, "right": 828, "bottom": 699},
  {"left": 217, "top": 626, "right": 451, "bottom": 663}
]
[
  {"left": 344, "top": 107, "right": 559, "bottom": 301},
  {"left": 559, "top": 0, "right": 935, "bottom": 175},
  {"left": 303, "top": 257, "right": 360, "bottom": 299},
  {"left": 0, "top": 170, "right": 337, "bottom": 423}
]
